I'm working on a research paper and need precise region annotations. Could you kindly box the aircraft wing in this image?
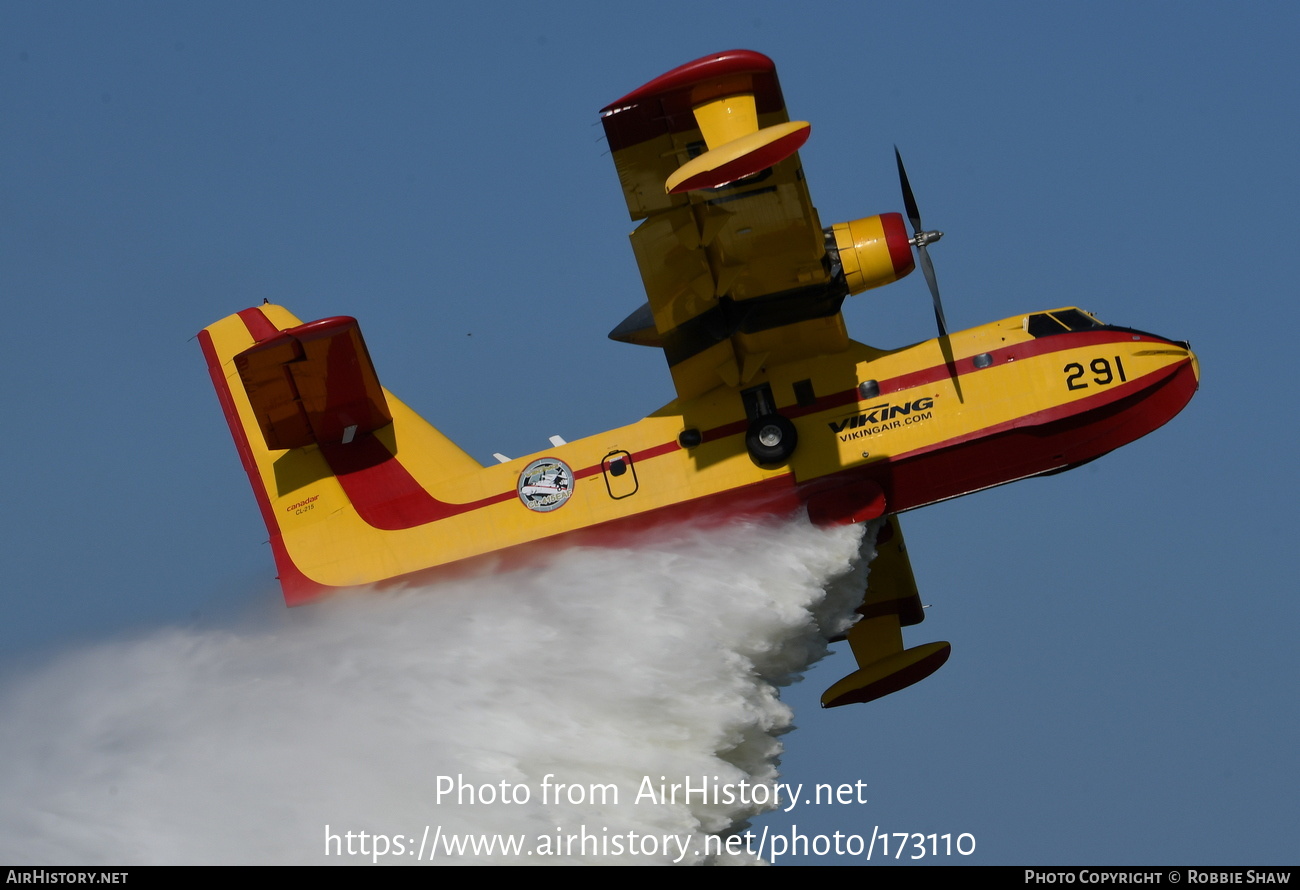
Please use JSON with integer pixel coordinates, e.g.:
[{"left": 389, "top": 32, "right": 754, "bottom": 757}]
[{"left": 600, "top": 50, "right": 852, "bottom": 402}]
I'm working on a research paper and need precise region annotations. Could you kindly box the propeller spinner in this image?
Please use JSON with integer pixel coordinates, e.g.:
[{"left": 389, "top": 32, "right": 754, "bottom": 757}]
[{"left": 895, "top": 147, "right": 949, "bottom": 338}]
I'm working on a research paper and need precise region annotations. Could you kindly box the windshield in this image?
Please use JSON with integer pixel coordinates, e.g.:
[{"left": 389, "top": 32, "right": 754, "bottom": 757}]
[{"left": 1026, "top": 309, "right": 1102, "bottom": 337}]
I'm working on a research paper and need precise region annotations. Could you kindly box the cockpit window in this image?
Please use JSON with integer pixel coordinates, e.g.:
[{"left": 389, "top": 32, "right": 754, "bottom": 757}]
[
  {"left": 1026, "top": 309, "right": 1102, "bottom": 337},
  {"left": 1027, "top": 313, "right": 1069, "bottom": 336},
  {"left": 1053, "top": 309, "right": 1101, "bottom": 330}
]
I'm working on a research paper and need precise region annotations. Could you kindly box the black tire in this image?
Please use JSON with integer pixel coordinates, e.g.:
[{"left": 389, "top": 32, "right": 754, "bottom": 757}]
[{"left": 746, "top": 414, "right": 798, "bottom": 466}]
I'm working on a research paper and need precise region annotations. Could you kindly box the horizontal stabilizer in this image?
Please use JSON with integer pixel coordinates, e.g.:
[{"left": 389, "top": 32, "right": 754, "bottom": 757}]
[{"left": 234, "top": 316, "right": 392, "bottom": 451}]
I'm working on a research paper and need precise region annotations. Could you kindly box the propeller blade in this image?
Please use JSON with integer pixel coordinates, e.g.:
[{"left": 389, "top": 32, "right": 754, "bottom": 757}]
[
  {"left": 895, "top": 146, "right": 922, "bottom": 233},
  {"left": 916, "top": 243, "right": 948, "bottom": 338},
  {"left": 895, "top": 146, "right": 949, "bottom": 339}
]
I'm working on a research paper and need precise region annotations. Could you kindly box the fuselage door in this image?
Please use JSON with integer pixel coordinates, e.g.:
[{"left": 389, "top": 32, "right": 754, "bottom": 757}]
[{"left": 601, "top": 450, "right": 639, "bottom": 500}]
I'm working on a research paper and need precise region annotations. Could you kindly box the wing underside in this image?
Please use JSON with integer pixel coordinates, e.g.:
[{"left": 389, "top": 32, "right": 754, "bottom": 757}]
[{"left": 601, "top": 50, "right": 850, "bottom": 401}]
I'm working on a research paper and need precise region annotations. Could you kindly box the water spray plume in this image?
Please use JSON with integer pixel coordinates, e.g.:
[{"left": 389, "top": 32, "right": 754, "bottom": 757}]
[{"left": 0, "top": 517, "right": 874, "bottom": 864}]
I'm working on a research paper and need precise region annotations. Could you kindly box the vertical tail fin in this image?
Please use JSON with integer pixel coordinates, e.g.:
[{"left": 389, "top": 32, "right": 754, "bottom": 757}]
[{"left": 199, "top": 305, "right": 482, "bottom": 603}]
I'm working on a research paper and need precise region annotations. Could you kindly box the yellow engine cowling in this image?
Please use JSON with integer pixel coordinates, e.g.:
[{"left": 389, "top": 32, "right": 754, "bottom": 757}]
[{"left": 829, "top": 212, "right": 915, "bottom": 295}]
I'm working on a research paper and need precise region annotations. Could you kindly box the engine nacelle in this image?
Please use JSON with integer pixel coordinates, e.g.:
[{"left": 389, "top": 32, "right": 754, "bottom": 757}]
[{"left": 827, "top": 212, "right": 915, "bottom": 295}]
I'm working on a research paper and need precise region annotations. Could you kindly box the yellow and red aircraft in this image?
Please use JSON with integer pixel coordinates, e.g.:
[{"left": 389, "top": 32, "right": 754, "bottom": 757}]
[{"left": 199, "top": 51, "right": 1198, "bottom": 708}]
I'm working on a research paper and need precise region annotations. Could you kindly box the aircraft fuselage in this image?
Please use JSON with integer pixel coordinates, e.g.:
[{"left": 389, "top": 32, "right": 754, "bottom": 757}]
[{"left": 200, "top": 304, "right": 1198, "bottom": 604}]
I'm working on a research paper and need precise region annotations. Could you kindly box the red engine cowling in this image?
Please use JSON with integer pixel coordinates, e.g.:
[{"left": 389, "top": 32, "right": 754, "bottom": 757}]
[{"left": 828, "top": 212, "right": 915, "bottom": 295}]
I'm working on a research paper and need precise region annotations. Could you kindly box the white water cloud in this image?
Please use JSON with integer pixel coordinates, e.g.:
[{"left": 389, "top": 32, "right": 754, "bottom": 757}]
[{"left": 0, "top": 517, "right": 870, "bottom": 864}]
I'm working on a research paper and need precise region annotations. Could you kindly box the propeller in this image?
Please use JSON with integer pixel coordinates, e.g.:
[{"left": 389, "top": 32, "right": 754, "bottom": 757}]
[{"left": 895, "top": 146, "right": 948, "bottom": 338}]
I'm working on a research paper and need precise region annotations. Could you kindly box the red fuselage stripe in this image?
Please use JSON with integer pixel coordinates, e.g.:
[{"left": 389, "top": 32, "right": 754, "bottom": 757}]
[
  {"left": 322, "top": 338, "right": 1187, "bottom": 533},
  {"left": 227, "top": 301, "right": 1183, "bottom": 535},
  {"left": 223, "top": 308, "right": 1192, "bottom": 600},
  {"left": 326, "top": 355, "right": 1198, "bottom": 604}
]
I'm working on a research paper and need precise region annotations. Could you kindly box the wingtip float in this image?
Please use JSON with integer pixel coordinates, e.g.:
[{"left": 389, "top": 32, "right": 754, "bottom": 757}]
[{"left": 200, "top": 50, "right": 1199, "bottom": 707}]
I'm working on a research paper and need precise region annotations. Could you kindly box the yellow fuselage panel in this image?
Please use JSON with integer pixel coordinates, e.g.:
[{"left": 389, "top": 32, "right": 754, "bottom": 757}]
[{"left": 205, "top": 306, "right": 1195, "bottom": 594}]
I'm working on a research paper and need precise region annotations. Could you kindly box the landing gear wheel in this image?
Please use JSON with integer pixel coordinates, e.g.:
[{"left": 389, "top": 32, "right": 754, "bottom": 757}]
[{"left": 746, "top": 414, "right": 798, "bottom": 466}]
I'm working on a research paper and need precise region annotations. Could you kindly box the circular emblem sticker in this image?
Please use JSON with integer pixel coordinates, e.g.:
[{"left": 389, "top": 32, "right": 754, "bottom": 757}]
[{"left": 517, "top": 457, "right": 574, "bottom": 512}]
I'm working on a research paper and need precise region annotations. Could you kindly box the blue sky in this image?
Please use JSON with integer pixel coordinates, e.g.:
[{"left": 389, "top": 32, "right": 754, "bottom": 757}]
[{"left": 3, "top": 2, "right": 1297, "bottom": 864}]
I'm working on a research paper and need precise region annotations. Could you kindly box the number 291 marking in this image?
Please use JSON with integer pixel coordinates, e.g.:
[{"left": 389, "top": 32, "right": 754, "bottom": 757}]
[{"left": 1064, "top": 356, "right": 1127, "bottom": 391}]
